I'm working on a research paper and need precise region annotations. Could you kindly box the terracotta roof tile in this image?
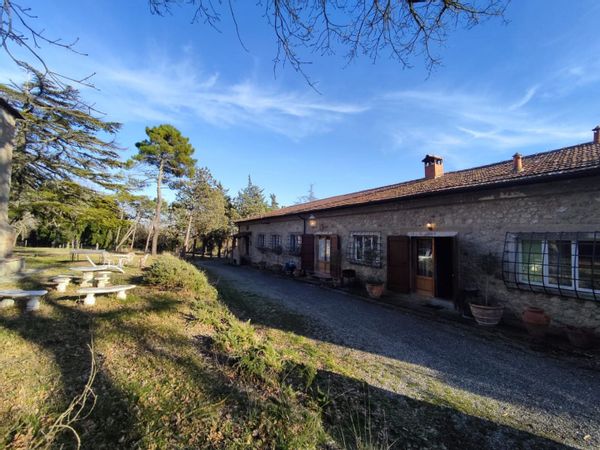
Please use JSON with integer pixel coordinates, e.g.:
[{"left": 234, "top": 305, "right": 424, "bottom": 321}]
[{"left": 239, "top": 141, "right": 600, "bottom": 222}]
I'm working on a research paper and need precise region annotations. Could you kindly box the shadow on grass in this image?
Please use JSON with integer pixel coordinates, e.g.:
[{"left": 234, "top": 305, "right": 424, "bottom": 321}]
[{"left": 0, "top": 298, "right": 139, "bottom": 448}]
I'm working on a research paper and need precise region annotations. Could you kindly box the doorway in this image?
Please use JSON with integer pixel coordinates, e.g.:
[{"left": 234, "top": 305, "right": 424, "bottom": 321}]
[
  {"left": 316, "top": 236, "right": 331, "bottom": 274},
  {"left": 415, "top": 238, "right": 435, "bottom": 296},
  {"left": 387, "top": 234, "right": 456, "bottom": 299}
]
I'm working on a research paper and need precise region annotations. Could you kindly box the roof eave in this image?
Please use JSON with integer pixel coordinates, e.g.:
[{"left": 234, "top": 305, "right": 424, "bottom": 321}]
[{"left": 236, "top": 167, "right": 600, "bottom": 225}]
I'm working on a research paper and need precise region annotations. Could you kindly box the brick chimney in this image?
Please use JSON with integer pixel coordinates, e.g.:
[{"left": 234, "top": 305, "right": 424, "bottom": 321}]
[
  {"left": 513, "top": 153, "right": 523, "bottom": 173},
  {"left": 422, "top": 155, "right": 444, "bottom": 179},
  {"left": 594, "top": 126, "right": 600, "bottom": 144}
]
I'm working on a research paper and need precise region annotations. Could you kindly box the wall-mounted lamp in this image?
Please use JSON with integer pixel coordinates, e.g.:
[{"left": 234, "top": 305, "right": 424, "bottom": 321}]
[
  {"left": 426, "top": 222, "right": 436, "bottom": 231},
  {"left": 308, "top": 214, "right": 317, "bottom": 228}
]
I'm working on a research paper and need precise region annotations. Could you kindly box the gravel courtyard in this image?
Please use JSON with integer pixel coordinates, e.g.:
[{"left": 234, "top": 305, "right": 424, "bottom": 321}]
[{"left": 200, "top": 260, "right": 600, "bottom": 449}]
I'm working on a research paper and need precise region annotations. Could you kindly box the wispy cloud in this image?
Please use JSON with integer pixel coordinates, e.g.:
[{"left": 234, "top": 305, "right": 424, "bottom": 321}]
[
  {"left": 89, "top": 55, "right": 368, "bottom": 139},
  {"left": 378, "top": 81, "right": 594, "bottom": 169}
]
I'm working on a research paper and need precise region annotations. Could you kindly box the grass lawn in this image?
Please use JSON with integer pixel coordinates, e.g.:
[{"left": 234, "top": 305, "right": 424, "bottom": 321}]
[{"left": 0, "top": 248, "right": 567, "bottom": 449}]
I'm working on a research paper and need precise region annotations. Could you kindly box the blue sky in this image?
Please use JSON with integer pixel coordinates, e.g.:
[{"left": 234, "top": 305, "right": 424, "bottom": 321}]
[{"left": 2, "top": 0, "right": 600, "bottom": 205}]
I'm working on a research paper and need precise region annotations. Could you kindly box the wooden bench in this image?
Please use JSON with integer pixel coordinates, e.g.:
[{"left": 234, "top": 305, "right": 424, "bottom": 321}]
[
  {"left": 52, "top": 275, "right": 73, "bottom": 293},
  {"left": 0, "top": 290, "right": 48, "bottom": 311},
  {"left": 77, "top": 285, "right": 136, "bottom": 306}
]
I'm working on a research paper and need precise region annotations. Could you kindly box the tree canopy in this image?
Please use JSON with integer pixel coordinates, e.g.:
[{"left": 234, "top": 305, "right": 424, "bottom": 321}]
[
  {"left": 0, "top": 68, "right": 123, "bottom": 195},
  {"left": 234, "top": 176, "right": 272, "bottom": 219}
]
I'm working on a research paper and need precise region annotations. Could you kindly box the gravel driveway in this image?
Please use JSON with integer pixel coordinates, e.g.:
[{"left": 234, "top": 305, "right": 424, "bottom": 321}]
[{"left": 199, "top": 261, "right": 600, "bottom": 449}]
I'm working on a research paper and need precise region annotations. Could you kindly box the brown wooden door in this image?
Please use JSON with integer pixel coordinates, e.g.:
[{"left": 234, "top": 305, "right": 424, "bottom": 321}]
[
  {"left": 330, "top": 235, "right": 341, "bottom": 279},
  {"left": 387, "top": 236, "right": 410, "bottom": 293},
  {"left": 415, "top": 238, "right": 435, "bottom": 296},
  {"left": 301, "top": 234, "right": 315, "bottom": 272},
  {"left": 316, "top": 235, "right": 331, "bottom": 274}
]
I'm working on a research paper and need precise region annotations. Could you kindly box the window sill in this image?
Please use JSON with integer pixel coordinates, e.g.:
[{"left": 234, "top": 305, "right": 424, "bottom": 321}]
[{"left": 348, "top": 259, "right": 382, "bottom": 269}]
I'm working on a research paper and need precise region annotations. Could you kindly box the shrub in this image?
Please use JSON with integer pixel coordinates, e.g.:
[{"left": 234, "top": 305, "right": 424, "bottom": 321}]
[{"left": 144, "top": 253, "right": 217, "bottom": 300}]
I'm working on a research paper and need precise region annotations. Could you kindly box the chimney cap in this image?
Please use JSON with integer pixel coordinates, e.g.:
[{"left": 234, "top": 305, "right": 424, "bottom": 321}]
[
  {"left": 593, "top": 125, "right": 600, "bottom": 131},
  {"left": 513, "top": 152, "right": 522, "bottom": 158},
  {"left": 421, "top": 154, "right": 443, "bottom": 163}
]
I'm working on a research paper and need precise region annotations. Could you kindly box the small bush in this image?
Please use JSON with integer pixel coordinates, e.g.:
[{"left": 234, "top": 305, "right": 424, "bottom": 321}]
[{"left": 144, "top": 254, "right": 217, "bottom": 300}]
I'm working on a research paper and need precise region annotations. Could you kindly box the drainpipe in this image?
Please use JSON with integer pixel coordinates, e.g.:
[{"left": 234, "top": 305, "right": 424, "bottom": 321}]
[{"left": 298, "top": 215, "right": 307, "bottom": 234}]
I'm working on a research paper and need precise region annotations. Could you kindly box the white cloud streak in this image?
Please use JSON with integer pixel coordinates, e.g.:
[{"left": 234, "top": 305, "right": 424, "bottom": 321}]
[{"left": 89, "top": 56, "right": 368, "bottom": 139}]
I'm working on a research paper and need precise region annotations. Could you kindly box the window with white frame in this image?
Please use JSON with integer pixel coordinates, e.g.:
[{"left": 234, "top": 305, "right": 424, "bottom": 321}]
[
  {"left": 504, "top": 232, "right": 600, "bottom": 300},
  {"left": 347, "top": 232, "right": 382, "bottom": 267}
]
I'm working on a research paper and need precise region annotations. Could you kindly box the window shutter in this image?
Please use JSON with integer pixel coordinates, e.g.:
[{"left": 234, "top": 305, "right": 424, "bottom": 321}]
[
  {"left": 387, "top": 236, "right": 410, "bottom": 293},
  {"left": 330, "top": 234, "right": 342, "bottom": 279},
  {"left": 301, "top": 234, "right": 315, "bottom": 272}
]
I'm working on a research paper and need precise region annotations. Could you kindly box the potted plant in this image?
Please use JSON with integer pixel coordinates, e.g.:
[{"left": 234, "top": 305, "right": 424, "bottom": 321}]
[
  {"left": 342, "top": 269, "right": 356, "bottom": 287},
  {"left": 469, "top": 252, "right": 504, "bottom": 326},
  {"left": 365, "top": 278, "right": 385, "bottom": 299},
  {"left": 522, "top": 306, "right": 551, "bottom": 338}
]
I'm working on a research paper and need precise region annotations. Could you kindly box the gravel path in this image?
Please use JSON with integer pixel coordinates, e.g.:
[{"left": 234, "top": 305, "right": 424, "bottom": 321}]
[{"left": 200, "top": 261, "right": 600, "bottom": 449}]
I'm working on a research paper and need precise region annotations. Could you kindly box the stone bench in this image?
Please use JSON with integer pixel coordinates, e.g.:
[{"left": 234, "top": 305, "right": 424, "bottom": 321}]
[
  {"left": 52, "top": 275, "right": 73, "bottom": 293},
  {"left": 0, "top": 290, "right": 48, "bottom": 311},
  {"left": 77, "top": 285, "right": 136, "bottom": 306}
]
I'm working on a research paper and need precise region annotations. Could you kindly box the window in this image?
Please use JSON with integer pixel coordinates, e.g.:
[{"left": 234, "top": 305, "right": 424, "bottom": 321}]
[
  {"left": 287, "top": 234, "right": 302, "bottom": 255},
  {"left": 270, "top": 234, "right": 282, "bottom": 253},
  {"left": 504, "top": 232, "right": 600, "bottom": 300},
  {"left": 578, "top": 241, "right": 600, "bottom": 291},
  {"left": 257, "top": 234, "right": 265, "bottom": 249},
  {"left": 347, "top": 233, "right": 382, "bottom": 267}
]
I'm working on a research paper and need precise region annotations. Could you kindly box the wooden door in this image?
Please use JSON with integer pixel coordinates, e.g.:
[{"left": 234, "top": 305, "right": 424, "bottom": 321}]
[
  {"left": 330, "top": 235, "right": 341, "bottom": 279},
  {"left": 415, "top": 238, "right": 435, "bottom": 296},
  {"left": 387, "top": 236, "right": 410, "bottom": 293},
  {"left": 301, "top": 234, "right": 315, "bottom": 272},
  {"left": 316, "top": 236, "right": 331, "bottom": 274}
]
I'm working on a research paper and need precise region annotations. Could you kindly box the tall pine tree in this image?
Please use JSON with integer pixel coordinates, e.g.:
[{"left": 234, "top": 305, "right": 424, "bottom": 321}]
[{"left": 131, "top": 125, "right": 195, "bottom": 255}]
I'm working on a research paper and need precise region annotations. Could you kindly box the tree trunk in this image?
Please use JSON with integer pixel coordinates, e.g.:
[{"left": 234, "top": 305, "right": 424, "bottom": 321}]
[
  {"left": 144, "top": 225, "right": 152, "bottom": 253},
  {"left": 130, "top": 223, "right": 137, "bottom": 250},
  {"left": 114, "top": 209, "right": 124, "bottom": 248},
  {"left": 151, "top": 162, "right": 164, "bottom": 256},
  {"left": 183, "top": 212, "right": 193, "bottom": 254}
]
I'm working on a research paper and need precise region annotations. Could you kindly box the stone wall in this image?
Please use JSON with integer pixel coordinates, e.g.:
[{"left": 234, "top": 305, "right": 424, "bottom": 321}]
[{"left": 239, "top": 175, "right": 600, "bottom": 332}]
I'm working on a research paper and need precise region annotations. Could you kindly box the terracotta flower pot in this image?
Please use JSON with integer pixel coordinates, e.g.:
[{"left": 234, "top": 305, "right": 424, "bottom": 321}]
[
  {"left": 366, "top": 282, "right": 384, "bottom": 299},
  {"left": 522, "top": 306, "right": 551, "bottom": 338},
  {"left": 469, "top": 303, "right": 504, "bottom": 326}
]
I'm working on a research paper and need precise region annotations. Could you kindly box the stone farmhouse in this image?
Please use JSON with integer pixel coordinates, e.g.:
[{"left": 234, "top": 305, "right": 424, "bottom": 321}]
[{"left": 234, "top": 128, "right": 600, "bottom": 332}]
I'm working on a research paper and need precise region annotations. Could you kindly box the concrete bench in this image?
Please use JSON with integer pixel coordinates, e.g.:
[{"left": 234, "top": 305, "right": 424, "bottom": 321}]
[
  {"left": 52, "top": 275, "right": 73, "bottom": 293},
  {"left": 95, "top": 271, "right": 112, "bottom": 288},
  {"left": 0, "top": 290, "right": 48, "bottom": 311},
  {"left": 77, "top": 285, "right": 136, "bottom": 306}
]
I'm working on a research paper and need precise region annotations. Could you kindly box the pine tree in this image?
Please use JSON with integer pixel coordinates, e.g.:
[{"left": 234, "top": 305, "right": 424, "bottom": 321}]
[
  {"left": 269, "top": 193, "right": 280, "bottom": 210},
  {"left": 234, "top": 176, "right": 271, "bottom": 219},
  {"left": 1, "top": 69, "right": 123, "bottom": 200},
  {"left": 131, "top": 125, "right": 196, "bottom": 255}
]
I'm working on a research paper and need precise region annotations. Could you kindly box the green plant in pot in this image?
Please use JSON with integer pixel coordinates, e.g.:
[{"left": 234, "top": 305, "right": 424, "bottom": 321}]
[
  {"left": 365, "top": 278, "right": 385, "bottom": 299},
  {"left": 469, "top": 252, "right": 504, "bottom": 326}
]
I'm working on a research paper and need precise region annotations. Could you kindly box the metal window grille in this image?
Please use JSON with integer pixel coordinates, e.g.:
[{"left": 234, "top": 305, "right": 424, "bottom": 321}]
[
  {"left": 346, "top": 234, "right": 383, "bottom": 268},
  {"left": 270, "top": 234, "right": 283, "bottom": 254},
  {"left": 286, "top": 234, "right": 302, "bottom": 256},
  {"left": 502, "top": 231, "right": 599, "bottom": 301},
  {"left": 256, "top": 234, "right": 266, "bottom": 249}
]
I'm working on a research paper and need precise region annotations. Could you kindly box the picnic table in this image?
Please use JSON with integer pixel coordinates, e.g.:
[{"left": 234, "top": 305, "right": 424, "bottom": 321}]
[
  {"left": 70, "top": 249, "right": 107, "bottom": 263},
  {"left": 70, "top": 265, "right": 124, "bottom": 287},
  {"left": 0, "top": 290, "right": 48, "bottom": 311}
]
